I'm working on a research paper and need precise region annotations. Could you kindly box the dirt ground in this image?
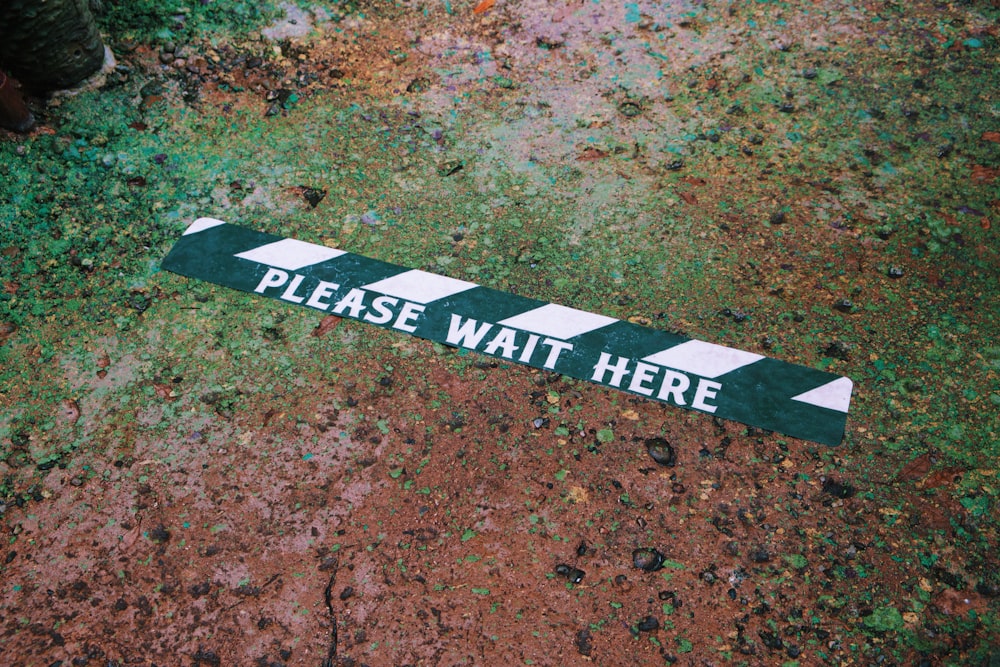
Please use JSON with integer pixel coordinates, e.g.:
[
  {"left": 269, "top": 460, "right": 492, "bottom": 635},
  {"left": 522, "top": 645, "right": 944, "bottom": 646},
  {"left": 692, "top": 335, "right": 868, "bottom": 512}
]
[{"left": 1, "top": 1, "right": 999, "bottom": 665}]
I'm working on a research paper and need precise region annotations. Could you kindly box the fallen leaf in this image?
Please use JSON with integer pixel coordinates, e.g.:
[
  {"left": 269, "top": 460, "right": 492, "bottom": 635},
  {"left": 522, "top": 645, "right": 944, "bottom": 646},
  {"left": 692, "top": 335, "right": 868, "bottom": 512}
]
[
  {"left": 899, "top": 454, "right": 932, "bottom": 481},
  {"left": 58, "top": 399, "right": 81, "bottom": 425},
  {"left": 680, "top": 176, "right": 707, "bottom": 186},
  {"left": 970, "top": 164, "right": 999, "bottom": 182},
  {"left": 473, "top": 0, "right": 495, "bottom": 14},
  {"left": 96, "top": 351, "right": 111, "bottom": 368},
  {"left": 312, "top": 315, "right": 343, "bottom": 337},
  {"left": 118, "top": 518, "right": 144, "bottom": 552},
  {"left": 905, "top": 493, "right": 961, "bottom": 531},
  {"left": 982, "top": 131, "right": 1000, "bottom": 143},
  {"left": 577, "top": 147, "right": 609, "bottom": 161},
  {"left": 918, "top": 467, "right": 963, "bottom": 490},
  {"left": 0, "top": 321, "right": 16, "bottom": 344},
  {"left": 679, "top": 191, "right": 698, "bottom": 205},
  {"left": 934, "top": 587, "right": 987, "bottom": 616},
  {"left": 153, "top": 383, "right": 175, "bottom": 400}
]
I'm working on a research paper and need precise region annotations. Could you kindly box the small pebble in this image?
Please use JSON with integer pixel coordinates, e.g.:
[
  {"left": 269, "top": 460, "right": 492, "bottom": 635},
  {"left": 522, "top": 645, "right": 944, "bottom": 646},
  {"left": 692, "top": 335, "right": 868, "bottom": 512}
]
[
  {"left": 301, "top": 187, "right": 326, "bottom": 208},
  {"left": 636, "top": 616, "right": 660, "bottom": 632},
  {"left": 554, "top": 563, "right": 585, "bottom": 583},
  {"left": 436, "top": 160, "right": 464, "bottom": 177},
  {"left": 632, "top": 547, "right": 666, "bottom": 572},
  {"left": 407, "top": 77, "right": 430, "bottom": 93},
  {"left": 618, "top": 101, "right": 643, "bottom": 117},
  {"left": 646, "top": 437, "right": 676, "bottom": 467}
]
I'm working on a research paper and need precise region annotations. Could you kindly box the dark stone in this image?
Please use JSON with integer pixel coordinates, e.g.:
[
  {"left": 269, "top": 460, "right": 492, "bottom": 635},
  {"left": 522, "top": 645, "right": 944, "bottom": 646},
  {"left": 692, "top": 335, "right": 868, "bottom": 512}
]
[
  {"left": 821, "top": 478, "right": 855, "bottom": 499},
  {"left": 636, "top": 616, "right": 660, "bottom": 632},
  {"left": 833, "top": 299, "right": 853, "bottom": 313},
  {"left": 436, "top": 160, "right": 464, "bottom": 177},
  {"left": 301, "top": 187, "right": 327, "bottom": 208},
  {"left": 820, "top": 341, "right": 850, "bottom": 361},
  {"left": 619, "top": 101, "right": 643, "bottom": 117},
  {"left": 646, "top": 437, "right": 676, "bottom": 466},
  {"left": 149, "top": 524, "right": 170, "bottom": 543},
  {"left": 193, "top": 648, "right": 221, "bottom": 666},
  {"left": 554, "top": 564, "right": 585, "bottom": 584},
  {"left": 189, "top": 581, "right": 211, "bottom": 598},
  {"left": 632, "top": 547, "right": 666, "bottom": 572}
]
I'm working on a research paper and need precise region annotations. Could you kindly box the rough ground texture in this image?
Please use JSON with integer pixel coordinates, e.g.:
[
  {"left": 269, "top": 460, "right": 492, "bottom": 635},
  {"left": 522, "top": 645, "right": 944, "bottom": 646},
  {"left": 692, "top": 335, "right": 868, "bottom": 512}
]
[{"left": 1, "top": 0, "right": 999, "bottom": 665}]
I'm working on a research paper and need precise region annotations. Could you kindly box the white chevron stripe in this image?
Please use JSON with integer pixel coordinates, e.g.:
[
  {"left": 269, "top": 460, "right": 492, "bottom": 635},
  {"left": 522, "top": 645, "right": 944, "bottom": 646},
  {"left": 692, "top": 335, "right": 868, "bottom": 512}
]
[
  {"left": 643, "top": 340, "right": 764, "bottom": 378},
  {"left": 235, "top": 239, "right": 347, "bottom": 271},
  {"left": 791, "top": 377, "right": 853, "bottom": 413},
  {"left": 184, "top": 217, "right": 227, "bottom": 235},
  {"left": 363, "top": 269, "right": 478, "bottom": 304},
  {"left": 498, "top": 304, "right": 617, "bottom": 340}
]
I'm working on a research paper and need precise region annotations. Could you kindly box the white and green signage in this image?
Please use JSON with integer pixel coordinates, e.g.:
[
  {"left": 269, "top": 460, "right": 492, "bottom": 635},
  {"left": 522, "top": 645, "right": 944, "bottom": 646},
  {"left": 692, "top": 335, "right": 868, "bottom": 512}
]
[{"left": 163, "top": 218, "right": 853, "bottom": 445}]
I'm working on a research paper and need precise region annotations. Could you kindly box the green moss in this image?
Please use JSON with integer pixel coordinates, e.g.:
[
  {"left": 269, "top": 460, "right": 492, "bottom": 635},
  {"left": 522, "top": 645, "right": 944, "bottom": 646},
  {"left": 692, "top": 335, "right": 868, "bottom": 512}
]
[
  {"left": 862, "top": 607, "right": 904, "bottom": 633},
  {"left": 98, "top": 0, "right": 281, "bottom": 43}
]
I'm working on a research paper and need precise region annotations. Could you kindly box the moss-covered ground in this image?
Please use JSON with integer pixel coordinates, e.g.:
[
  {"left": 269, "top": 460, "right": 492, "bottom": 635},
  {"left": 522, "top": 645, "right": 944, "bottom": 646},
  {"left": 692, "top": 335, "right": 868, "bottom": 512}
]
[{"left": 1, "top": 0, "right": 998, "bottom": 664}]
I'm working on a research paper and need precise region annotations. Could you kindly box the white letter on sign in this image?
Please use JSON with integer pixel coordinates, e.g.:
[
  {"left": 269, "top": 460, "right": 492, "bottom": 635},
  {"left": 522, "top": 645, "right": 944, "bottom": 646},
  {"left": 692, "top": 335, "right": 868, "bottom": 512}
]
[
  {"left": 254, "top": 268, "right": 289, "bottom": 293},
  {"left": 591, "top": 352, "right": 631, "bottom": 387},
  {"left": 306, "top": 281, "right": 340, "bottom": 309},
  {"left": 692, "top": 379, "right": 723, "bottom": 413}
]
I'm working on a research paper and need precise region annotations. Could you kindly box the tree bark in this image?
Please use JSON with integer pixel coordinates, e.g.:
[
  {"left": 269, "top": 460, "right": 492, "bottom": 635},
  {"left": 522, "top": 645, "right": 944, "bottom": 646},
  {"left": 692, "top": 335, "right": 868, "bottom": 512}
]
[{"left": 0, "top": 0, "right": 106, "bottom": 92}]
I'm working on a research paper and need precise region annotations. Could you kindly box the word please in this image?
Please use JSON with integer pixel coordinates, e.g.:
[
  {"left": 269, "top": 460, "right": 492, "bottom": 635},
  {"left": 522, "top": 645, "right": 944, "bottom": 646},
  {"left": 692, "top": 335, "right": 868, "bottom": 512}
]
[{"left": 254, "top": 268, "right": 425, "bottom": 332}]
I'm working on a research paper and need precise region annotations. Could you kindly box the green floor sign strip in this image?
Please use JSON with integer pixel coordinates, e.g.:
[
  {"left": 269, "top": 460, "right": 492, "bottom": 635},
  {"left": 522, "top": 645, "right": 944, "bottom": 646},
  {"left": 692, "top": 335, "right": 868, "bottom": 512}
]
[{"left": 162, "top": 218, "right": 853, "bottom": 445}]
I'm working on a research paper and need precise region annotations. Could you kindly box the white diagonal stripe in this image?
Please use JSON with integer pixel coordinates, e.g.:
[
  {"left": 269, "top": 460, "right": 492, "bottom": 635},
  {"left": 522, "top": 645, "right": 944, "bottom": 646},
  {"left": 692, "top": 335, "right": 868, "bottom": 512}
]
[
  {"left": 184, "top": 217, "right": 227, "bottom": 235},
  {"left": 235, "top": 239, "right": 347, "bottom": 271},
  {"left": 791, "top": 377, "right": 853, "bottom": 413},
  {"left": 498, "top": 303, "right": 617, "bottom": 340},
  {"left": 363, "top": 270, "right": 478, "bottom": 304},
  {"left": 643, "top": 340, "right": 764, "bottom": 378}
]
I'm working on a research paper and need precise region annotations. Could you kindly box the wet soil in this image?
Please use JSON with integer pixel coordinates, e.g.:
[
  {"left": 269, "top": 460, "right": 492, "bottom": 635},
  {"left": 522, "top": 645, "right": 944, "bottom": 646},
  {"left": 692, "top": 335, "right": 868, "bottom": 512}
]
[{"left": 2, "top": 1, "right": 999, "bottom": 665}]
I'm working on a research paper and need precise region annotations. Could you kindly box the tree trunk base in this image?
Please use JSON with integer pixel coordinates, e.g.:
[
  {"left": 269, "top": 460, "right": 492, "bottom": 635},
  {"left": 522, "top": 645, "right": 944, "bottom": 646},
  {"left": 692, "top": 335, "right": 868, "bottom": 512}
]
[
  {"left": 0, "top": 71, "right": 35, "bottom": 133},
  {"left": 0, "top": 0, "right": 107, "bottom": 92}
]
